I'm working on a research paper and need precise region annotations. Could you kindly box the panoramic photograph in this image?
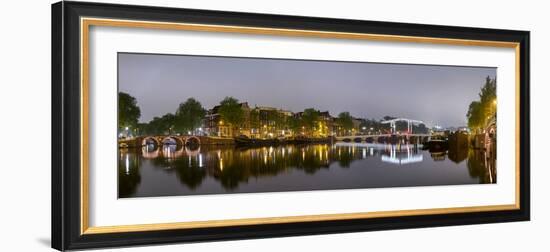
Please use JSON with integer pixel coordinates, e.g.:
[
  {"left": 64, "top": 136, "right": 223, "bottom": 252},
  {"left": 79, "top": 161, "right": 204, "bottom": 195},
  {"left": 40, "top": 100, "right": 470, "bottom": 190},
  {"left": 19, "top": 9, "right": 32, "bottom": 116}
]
[{"left": 117, "top": 53, "right": 497, "bottom": 198}]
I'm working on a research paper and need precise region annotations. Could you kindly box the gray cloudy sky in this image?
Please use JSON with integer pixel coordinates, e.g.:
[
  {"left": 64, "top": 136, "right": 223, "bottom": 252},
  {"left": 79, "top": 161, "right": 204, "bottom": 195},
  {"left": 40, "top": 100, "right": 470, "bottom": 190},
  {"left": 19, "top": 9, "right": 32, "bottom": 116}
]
[{"left": 119, "top": 53, "right": 495, "bottom": 128}]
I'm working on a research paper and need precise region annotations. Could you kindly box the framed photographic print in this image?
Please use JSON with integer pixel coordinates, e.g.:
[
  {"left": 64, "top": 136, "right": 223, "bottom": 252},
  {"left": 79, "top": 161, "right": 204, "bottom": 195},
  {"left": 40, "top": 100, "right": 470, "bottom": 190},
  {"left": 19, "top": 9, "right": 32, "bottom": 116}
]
[{"left": 52, "top": 1, "right": 530, "bottom": 250}]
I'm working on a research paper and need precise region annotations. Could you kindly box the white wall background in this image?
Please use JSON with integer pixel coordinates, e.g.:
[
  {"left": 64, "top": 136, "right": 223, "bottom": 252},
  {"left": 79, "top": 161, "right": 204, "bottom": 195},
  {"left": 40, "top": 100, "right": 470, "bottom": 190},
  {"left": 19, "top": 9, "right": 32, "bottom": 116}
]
[{"left": 0, "top": 0, "right": 547, "bottom": 251}]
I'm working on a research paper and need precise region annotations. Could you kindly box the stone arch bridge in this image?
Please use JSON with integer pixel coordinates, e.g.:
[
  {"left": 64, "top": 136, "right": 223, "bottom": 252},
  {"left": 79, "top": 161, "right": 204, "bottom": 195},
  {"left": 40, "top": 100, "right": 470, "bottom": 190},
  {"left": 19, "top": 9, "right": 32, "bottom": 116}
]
[
  {"left": 119, "top": 135, "right": 234, "bottom": 148},
  {"left": 138, "top": 135, "right": 201, "bottom": 147}
]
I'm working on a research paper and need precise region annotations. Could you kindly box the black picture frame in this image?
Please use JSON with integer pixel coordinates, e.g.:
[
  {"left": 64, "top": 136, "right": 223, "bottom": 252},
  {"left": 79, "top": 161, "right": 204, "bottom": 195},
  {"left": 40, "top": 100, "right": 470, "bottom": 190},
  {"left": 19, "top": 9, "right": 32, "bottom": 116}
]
[{"left": 52, "top": 1, "right": 530, "bottom": 251}]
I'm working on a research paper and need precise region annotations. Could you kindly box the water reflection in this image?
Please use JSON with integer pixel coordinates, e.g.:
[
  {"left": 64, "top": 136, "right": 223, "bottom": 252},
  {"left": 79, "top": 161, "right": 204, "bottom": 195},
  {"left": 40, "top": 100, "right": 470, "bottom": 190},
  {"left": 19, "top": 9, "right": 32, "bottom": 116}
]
[
  {"left": 119, "top": 143, "right": 496, "bottom": 198},
  {"left": 467, "top": 149, "right": 497, "bottom": 184},
  {"left": 380, "top": 144, "right": 423, "bottom": 164},
  {"left": 118, "top": 150, "right": 141, "bottom": 197}
]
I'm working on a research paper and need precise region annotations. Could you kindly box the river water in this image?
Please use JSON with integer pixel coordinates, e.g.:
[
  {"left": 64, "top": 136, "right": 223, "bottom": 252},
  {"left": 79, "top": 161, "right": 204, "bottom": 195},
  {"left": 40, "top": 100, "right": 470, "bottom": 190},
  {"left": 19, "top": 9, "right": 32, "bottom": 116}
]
[{"left": 118, "top": 143, "right": 496, "bottom": 198}]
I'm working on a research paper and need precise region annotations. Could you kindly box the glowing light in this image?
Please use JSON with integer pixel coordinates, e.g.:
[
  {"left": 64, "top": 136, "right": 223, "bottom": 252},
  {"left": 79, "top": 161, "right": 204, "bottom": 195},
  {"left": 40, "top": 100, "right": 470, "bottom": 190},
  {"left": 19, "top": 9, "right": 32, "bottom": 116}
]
[{"left": 125, "top": 155, "right": 129, "bottom": 174}]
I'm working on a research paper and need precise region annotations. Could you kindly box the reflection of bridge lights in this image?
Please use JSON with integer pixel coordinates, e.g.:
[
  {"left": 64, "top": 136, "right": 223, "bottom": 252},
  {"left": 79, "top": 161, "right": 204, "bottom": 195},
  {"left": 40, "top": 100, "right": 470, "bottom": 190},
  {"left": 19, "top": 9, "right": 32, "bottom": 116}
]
[
  {"left": 219, "top": 158, "right": 224, "bottom": 171},
  {"left": 198, "top": 154, "right": 203, "bottom": 168},
  {"left": 125, "top": 155, "right": 130, "bottom": 175},
  {"left": 381, "top": 144, "right": 423, "bottom": 165},
  {"left": 362, "top": 148, "right": 366, "bottom": 159},
  {"left": 381, "top": 155, "right": 423, "bottom": 164}
]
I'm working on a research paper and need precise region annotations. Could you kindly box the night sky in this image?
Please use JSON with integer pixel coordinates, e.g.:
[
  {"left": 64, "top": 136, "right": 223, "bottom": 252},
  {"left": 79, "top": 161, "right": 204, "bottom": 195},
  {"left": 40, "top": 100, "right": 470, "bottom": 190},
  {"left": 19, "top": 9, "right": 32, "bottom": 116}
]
[{"left": 118, "top": 53, "right": 496, "bottom": 128}]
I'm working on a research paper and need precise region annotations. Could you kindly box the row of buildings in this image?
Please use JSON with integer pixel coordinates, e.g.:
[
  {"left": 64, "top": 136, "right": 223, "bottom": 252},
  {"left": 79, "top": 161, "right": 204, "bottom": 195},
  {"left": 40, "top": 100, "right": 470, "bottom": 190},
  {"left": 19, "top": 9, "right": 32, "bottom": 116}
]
[{"left": 203, "top": 102, "right": 364, "bottom": 138}]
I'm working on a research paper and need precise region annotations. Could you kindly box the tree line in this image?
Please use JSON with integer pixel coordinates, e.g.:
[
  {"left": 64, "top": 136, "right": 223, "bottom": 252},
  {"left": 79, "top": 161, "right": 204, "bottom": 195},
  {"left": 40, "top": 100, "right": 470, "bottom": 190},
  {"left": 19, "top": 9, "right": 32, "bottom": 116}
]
[
  {"left": 466, "top": 76, "right": 497, "bottom": 132},
  {"left": 119, "top": 91, "right": 428, "bottom": 137}
]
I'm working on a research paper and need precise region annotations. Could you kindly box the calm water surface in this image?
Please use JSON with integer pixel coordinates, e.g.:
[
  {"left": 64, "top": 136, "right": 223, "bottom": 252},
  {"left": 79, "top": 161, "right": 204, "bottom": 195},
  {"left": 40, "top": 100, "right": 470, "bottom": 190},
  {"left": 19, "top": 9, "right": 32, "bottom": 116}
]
[{"left": 118, "top": 143, "right": 496, "bottom": 198}]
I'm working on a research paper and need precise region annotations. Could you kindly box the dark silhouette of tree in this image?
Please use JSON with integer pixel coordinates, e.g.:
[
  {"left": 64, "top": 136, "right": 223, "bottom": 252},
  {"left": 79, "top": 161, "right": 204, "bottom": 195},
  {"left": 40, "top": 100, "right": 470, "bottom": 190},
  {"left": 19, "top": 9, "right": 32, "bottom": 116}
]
[
  {"left": 467, "top": 101, "right": 483, "bottom": 131},
  {"left": 145, "top": 113, "right": 176, "bottom": 135},
  {"left": 416, "top": 123, "right": 428, "bottom": 134},
  {"left": 174, "top": 98, "right": 206, "bottom": 134},
  {"left": 479, "top": 76, "right": 497, "bottom": 121},
  {"left": 218, "top": 97, "right": 244, "bottom": 136},
  {"left": 287, "top": 116, "right": 301, "bottom": 135},
  {"left": 337, "top": 112, "right": 354, "bottom": 133},
  {"left": 301, "top": 108, "right": 319, "bottom": 136},
  {"left": 466, "top": 76, "right": 497, "bottom": 132},
  {"left": 118, "top": 92, "right": 141, "bottom": 131}
]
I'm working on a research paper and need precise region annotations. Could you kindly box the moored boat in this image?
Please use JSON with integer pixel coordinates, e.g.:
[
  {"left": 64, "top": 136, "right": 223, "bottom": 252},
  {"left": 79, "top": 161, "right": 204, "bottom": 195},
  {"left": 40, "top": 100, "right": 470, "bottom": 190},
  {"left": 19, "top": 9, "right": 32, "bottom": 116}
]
[
  {"left": 422, "top": 136, "right": 449, "bottom": 152},
  {"left": 234, "top": 135, "right": 279, "bottom": 146}
]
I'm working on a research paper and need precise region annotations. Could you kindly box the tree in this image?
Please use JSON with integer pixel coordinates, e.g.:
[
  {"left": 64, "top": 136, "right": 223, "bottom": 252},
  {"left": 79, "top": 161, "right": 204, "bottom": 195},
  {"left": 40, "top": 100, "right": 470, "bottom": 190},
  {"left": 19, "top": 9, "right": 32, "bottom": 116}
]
[
  {"left": 287, "top": 116, "right": 302, "bottom": 135},
  {"left": 118, "top": 92, "right": 141, "bottom": 131},
  {"left": 337, "top": 112, "right": 354, "bottom": 133},
  {"left": 467, "top": 101, "right": 483, "bottom": 131},
  {"left": 218, "top": 97, "right": 244, "bottom": 136},
  {"left": 301, "top": 108, "right": 319, "bottom": 136},
  {"left": 174, "top": 98, "right": 206, "bottom": 134},
  {"left": 161, "top": 113, "right": 176, "bottom": 135},
  {"left": 479, "top": 76, "right": 497, "bottom": 121},
  {"left": 416, "top": 123, "right": 428, "bottom": 134},
  {"left": 479, "top": 76, "right": 497, "bottom": 104},
  {"left": 466, "top": 76, "right": 497, "bottom": 132},
  {"left": 145, "top": 113, "right": 175, "bottom": 135}
]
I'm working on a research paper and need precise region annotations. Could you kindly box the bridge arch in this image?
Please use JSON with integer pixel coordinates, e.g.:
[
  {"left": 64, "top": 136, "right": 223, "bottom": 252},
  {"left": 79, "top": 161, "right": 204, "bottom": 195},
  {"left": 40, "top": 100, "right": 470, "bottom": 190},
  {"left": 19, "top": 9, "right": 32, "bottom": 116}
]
[
  {"left": 141, "top": 137, "right": 160, "bottom": 146},
  {"left": 161, "top": 136, "right": 184, "bottom": 146},
  {"left": 185, "top": 136, "right": 201, "bottom": 146}
]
